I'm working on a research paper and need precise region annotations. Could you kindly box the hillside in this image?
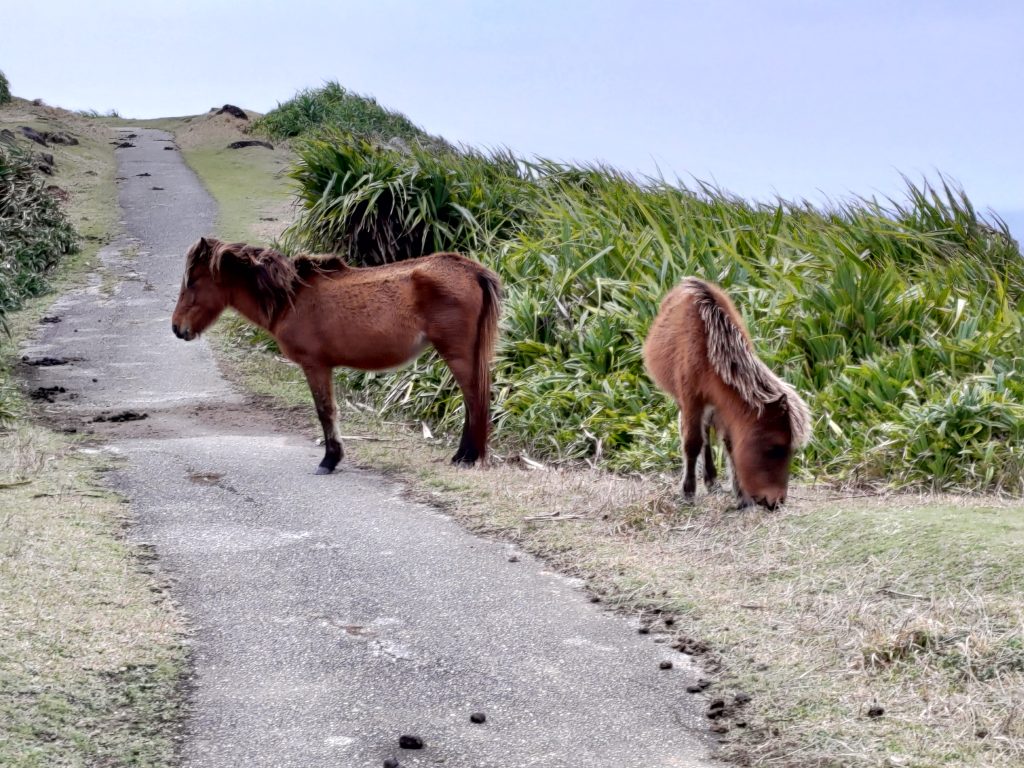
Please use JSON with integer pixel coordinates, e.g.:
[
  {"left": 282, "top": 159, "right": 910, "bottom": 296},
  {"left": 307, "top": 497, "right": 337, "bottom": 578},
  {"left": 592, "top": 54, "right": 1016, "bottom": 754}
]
[{"left": 244, "top": 84, "right": 1024, "bottom": 493}]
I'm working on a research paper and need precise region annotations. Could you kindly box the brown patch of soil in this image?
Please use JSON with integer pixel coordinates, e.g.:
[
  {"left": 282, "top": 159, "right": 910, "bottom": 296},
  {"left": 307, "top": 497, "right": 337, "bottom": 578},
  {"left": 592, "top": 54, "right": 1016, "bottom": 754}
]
[{"left": 173, "top": 110, "right": 262, "bottom": 151}]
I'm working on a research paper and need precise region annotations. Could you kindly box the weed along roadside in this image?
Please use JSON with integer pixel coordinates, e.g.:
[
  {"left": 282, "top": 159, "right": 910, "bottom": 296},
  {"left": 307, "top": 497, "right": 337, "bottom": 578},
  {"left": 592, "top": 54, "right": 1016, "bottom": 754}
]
[{"left": 1, "top": 97, "right": 185, "bottom": 766}]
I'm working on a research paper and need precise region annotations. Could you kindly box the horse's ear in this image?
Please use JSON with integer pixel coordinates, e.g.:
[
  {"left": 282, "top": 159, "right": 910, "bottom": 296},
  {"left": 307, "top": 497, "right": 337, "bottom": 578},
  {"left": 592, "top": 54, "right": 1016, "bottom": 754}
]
[{"left": 190, "top": 237, "right": 210, "bottom": 260}]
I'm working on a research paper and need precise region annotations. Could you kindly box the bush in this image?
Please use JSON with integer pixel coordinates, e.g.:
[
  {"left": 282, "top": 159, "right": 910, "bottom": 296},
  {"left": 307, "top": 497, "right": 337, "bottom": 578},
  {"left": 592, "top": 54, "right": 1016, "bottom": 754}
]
[
  {"left": 0, "top": 70, "right": 11, "bottom": 105},
  {"left": 285, "top": 133, "right": 534, "bottom": 263},
  {"left": 251, "top": 81, "right": 445, "bottom": 147},
  {"left": 0, "top": 135, "right": 78, "bottom": 333}
]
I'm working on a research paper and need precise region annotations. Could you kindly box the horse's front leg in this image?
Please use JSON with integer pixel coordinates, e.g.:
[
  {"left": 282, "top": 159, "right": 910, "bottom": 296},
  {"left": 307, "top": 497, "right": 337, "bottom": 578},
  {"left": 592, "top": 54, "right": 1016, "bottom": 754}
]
[
  {"left": 721, "top": 435, "right": 754, "bottom": 509},
  {"left": 702, "top": 416, "right": 720, "bottom": 492},
  {"left": 679, "top": 406, "right": 704, "bottom": 504},
  {"left": 302, "top": 365, "right": 343, "bottom": 474}
]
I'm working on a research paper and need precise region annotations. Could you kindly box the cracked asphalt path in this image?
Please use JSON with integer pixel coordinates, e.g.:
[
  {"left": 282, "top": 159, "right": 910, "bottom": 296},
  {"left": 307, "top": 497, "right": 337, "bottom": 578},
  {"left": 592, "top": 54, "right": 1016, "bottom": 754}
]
[{"left": 21, "top": 128, "right": 713, "bottom": 767}]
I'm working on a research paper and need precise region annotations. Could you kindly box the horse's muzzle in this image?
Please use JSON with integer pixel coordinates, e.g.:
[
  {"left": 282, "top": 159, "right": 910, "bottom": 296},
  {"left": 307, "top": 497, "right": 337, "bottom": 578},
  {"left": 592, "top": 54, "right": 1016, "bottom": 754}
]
[{"left": 172, "top": 322, "right": 195, "bottom": 341}]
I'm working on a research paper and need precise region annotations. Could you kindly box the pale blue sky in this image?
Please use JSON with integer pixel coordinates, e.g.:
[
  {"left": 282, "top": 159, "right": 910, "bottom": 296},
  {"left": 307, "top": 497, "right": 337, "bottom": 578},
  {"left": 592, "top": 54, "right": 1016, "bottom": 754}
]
[{"left": 6, "top": 1, "right": 1023, "bottom": 235}]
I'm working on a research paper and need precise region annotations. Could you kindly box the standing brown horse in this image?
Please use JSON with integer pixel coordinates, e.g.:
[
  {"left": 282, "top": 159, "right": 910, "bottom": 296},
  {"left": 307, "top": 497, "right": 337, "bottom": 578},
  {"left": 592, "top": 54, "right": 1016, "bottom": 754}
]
[
  {"left": 643, "top": 277, "right": 811, "bottom": 509},
  {"left": 172, "top": 237, "right": 500, "bottom": 474}
]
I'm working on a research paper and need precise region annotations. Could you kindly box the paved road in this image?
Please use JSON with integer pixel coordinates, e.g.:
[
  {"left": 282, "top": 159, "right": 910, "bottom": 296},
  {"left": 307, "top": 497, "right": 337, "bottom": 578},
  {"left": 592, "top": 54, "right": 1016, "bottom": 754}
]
[{"left": 21, "top": 129, "right": 713, "bottom": 767}]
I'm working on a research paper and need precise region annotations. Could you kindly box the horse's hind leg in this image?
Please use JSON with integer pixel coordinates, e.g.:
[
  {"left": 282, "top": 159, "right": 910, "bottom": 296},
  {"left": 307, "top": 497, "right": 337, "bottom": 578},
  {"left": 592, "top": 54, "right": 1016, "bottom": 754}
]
[
  {"left": 451, "top": 365, "right": 485, "bottom": 465},
  {"left": 431, "top": 343, "right": 486, "bottom": 465},
  {"left": 453, "top": 410, "right": 475, "bottom": 464},
  {"left": 302, "top": 365, "right": 344, "bottom": 474}
]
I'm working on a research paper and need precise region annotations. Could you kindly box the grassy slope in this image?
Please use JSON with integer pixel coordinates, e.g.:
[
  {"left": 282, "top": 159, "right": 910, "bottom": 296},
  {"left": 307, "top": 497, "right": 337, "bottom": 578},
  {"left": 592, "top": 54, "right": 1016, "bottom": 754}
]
[
  {"left": 278, "top": 133, "right": 1024, "bottom": 492},
  {"left": 183, "top": 145, "right": 293, "bottom": 242},
  {"left": 0, "top": 99, "right": 184, "bottom": 767},
  {"left": 176, "top": 111, "right": 1024, "bottom": 767}
]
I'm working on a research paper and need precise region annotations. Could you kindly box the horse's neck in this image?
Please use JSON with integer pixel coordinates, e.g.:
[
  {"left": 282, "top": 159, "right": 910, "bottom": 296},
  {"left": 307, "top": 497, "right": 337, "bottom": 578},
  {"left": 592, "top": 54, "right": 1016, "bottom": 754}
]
[{"left": 228, "top": 283, "right": 277, "bottom": 331}]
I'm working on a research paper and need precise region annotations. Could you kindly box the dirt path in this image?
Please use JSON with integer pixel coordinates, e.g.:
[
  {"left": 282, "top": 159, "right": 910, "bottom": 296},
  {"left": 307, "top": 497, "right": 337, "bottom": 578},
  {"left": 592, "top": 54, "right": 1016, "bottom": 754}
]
[{"left": 20, "top": 128, "right": 713, "bottom": 767}]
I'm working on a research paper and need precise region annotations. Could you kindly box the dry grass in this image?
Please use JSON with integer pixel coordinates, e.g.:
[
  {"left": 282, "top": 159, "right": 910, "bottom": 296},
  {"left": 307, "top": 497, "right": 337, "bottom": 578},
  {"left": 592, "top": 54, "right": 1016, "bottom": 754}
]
[
  {"left": 365, "top": 438, "right": 1024, "bottom": 767},
  {"left": 217, "top": 338, "right": 1024, "bottom": 767},
  {"left": 0, "top": 101, "right": 185, "bottom": 766},
  {"left": 0, "top": 425, "right": 186, "bottom": 766}
]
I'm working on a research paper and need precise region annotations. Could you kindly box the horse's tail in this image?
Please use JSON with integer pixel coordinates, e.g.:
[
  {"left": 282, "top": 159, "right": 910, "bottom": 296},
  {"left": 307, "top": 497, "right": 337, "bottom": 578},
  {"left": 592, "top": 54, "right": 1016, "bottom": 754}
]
[{"left": 473, "top": 267, "right": 502, "bottom": 459}]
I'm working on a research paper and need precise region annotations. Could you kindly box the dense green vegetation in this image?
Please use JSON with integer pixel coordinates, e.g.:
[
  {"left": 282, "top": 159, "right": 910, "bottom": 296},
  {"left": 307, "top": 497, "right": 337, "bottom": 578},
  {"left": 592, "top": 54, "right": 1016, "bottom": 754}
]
[
  {"left": 0, "top": 70, "right": 11, "bottom": 105},
  {"left": 0, "top": 135, "right": 78, "bottom": 334},
  {"left": 251, "top": 81, "right": 445, "bottom": 149},
  {"left": 251, "top": 86, "right": 1023, "bottom": 492}
]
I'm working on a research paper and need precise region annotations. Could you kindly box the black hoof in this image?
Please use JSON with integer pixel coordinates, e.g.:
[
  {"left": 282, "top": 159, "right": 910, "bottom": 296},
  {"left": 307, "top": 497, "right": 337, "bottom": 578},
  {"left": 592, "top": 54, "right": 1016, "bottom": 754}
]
[
  {"left": 451, "top": 447, "right": 480, "bottom": 465},
  {"left": 680, "top": 492, "right": 696, "bottom": 507},
  {"left": 315, "top": 462, "right": 338, "bottom": 475}
]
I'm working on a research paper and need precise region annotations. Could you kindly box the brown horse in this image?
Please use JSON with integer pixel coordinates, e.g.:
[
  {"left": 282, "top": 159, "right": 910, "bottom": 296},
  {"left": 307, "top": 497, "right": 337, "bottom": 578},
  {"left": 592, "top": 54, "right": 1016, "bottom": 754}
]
[
  {"left": 643, "top": 277, "right": 811, "bottom": 509},
  {"left": 172, "top": 237, "right": 501, "bottom": 473}
]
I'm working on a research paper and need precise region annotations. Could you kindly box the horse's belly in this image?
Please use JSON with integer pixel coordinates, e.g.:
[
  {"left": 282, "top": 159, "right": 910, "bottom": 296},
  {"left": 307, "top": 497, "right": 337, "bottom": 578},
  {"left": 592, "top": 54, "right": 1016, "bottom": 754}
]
[{"left": 334, "top": 331, "right": 429, "bottom": 372}]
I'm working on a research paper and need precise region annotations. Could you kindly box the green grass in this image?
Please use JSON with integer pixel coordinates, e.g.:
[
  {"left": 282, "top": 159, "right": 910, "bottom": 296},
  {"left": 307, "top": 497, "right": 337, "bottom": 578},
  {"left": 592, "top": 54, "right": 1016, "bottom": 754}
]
[
  {"left": 0, "top": 133, "right": 78, "bottom": 334},
  {"left": 787, "top": 501, "right": 1024, "bottom": 592},
  {"left": 183, "top": 145, "right": 294, "bottom": 241},
  {"left": 283, "top": 133, "right": 529, "bottom": 262},
  {"left": 0, "top": 102, "right": 184, "bottom": 766},
  {"left": 271, "top": 133, "right": 1024, "bottom": 493},
  {"left": 251, "top": 81, "right": 445, "bottom": 147}
]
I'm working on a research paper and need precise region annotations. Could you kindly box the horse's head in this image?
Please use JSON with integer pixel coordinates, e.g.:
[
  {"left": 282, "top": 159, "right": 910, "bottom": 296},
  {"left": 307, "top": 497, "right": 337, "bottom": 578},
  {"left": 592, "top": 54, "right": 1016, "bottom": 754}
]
[
  {"left": 172, "top": 237, "right": 227, "bottom": 341},
  {"left": 731, "top": 394, "right": 802, "bottom": 510}
]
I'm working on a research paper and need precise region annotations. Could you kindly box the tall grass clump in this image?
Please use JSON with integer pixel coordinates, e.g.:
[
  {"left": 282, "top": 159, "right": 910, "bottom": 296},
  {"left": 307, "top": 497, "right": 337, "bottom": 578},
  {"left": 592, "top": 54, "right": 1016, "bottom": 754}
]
[
  {"left": 276, "top": 133, "right": 1024, "bottom": 492},
  {"left": 251, "top": 81, "right": 445, "bottom": 148},
  {"left": 0, "top": 69, "right": 11, "bottom": 104},
  {"left": 284, "top": 132, "right": 534, "bottom": 263},
  {"left": 0, "top": 134, "right": 78, "bottom": 334}
]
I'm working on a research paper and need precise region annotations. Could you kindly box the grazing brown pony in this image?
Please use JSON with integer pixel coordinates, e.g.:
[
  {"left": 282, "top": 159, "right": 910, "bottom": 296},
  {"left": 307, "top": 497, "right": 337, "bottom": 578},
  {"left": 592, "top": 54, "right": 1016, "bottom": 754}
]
[
  {"left": 172, "top": 237, "right": 501, "bottom": 474},
  {"left": 643, "top": 277, "right": 811, "bottom": 509}
]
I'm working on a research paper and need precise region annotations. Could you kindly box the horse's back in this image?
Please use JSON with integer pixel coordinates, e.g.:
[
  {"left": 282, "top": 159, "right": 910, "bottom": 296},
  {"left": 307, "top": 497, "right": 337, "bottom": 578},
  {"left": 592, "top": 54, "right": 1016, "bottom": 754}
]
[{"left": 409, "top": 252, "right": 499, "bottom": 297}]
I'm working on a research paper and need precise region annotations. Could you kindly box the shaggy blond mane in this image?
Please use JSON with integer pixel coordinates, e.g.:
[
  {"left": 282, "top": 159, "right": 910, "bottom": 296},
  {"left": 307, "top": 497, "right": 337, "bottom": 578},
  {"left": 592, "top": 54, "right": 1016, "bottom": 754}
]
[{"left": 681, "top": 278, "right": 811, "bottom": 446}]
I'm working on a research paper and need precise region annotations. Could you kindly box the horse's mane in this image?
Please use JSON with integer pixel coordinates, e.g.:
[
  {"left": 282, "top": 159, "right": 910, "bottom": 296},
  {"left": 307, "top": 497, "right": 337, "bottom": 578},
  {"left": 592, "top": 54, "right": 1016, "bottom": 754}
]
[
  {"left": 188, "top": 238, "right": 347, "bottom": 323},
  {"left": 682, "top": 278, "right": 811, "bottom": 447}
]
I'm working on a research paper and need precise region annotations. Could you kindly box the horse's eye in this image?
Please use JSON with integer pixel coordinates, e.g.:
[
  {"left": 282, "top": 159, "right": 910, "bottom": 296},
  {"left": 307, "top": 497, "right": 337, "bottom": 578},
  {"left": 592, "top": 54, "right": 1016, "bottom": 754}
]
[{"left": 765, "top": 445, "right": 788, "bottom": 460}]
